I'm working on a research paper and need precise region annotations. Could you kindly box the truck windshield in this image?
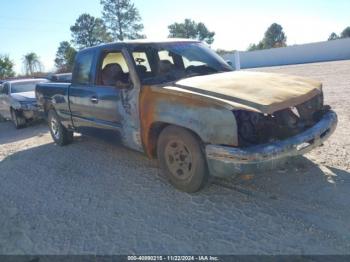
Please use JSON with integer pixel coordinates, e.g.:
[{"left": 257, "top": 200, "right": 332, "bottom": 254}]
[
  {"left": 130, "top": 42, "right": 233, "bottom": 85},
  {"left": 11, "top": 81, "right": 46, "bottom": 93}
]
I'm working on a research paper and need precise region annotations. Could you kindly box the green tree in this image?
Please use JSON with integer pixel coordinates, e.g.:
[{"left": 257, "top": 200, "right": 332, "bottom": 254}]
[
  {"left": 23, "top": 52, "right": 42, "bottom": 75},
  {"left": 70, "top": 13, "right": 111, "bottom": 49},
  {"left": 0, "top": 55, "right": 15, "bottom": 79},
  {"left": 168, "top": 19, "right": 215, "bottom": 45},
  {"left": 247, "top": 23, "right": 287, "bottom": 51},
  {"left": 54, "top": 41, "right": 77, "bottom": 73},
  {"left": 341, "top": 26, "right": 350, "bottom": 38},
  {"left": 101, "top": 0, "right": 145, "bottom": 41},
  {"left": 328, "top": 32, "right": 340, "bottom": 41},
  {"left": 262, "top": 23, "right": 287, "bottom": 48},
  {"left": 247, "top": 42, "right": 264, "bottom": 51}
]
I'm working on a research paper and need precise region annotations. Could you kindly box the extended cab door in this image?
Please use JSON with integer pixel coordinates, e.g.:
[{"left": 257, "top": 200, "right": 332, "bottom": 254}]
[{"left": 69, "top": 48, "right": 132, "bottom": 134}]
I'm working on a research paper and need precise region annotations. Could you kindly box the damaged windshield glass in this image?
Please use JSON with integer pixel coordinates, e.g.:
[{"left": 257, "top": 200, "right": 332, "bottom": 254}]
[{"left": 130, "top": 42, "right": 232, "bottom": 85}]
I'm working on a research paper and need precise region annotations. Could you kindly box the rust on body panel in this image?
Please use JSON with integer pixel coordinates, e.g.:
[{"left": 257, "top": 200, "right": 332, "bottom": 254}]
[
  {"left": 139, "top": 85, "right": 238, "bottom": 158},
  {"left": 139, "top": 86, "right": 157, "bottom": 157}
]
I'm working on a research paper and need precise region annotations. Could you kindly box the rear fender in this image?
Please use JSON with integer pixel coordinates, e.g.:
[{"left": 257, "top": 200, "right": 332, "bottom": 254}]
[{"left": 42, "top": 97, "right": 73, "bottom": 130}]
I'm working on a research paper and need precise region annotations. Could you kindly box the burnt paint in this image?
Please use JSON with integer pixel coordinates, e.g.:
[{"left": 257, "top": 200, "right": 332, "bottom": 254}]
[
  {"left": 139, "top": 85, "right": 238, "bottom": 158},
  {"left": 206, "top": 110, "right": 338, "bottom": 177}
]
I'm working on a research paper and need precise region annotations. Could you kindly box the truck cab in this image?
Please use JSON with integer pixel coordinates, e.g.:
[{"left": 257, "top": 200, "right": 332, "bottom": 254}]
[{"left": 36, "top": 39, "right": 337, "bottom": 192}]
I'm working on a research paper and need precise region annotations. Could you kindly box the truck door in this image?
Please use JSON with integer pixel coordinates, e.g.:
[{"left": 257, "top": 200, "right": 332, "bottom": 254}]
[
  {"left": 69, "top": 49, "right": 131, "bottom": 135},
  {"left": 69, "top": 49, "right": 99, "bottom": 131}
]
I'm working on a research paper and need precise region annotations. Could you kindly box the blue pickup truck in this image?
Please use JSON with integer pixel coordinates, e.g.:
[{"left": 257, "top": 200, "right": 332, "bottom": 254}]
[{"left": 36, "top": 39, "right": 337, "bottom": 192}]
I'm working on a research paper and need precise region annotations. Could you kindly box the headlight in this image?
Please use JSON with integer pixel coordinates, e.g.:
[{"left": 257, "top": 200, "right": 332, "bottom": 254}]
[
  {"left": 296, "top": 92, "right": 324, "bottom": 122},
  {"left": 234, "top": 92, "right": 326, "bottom": 147},
  {"left": 233, "top": 110, "right": 271, "bottom": 146}
]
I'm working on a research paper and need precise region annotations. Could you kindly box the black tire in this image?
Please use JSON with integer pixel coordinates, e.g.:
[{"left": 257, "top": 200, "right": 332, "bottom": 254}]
[
  {"left": 48, "top": 109, "right": 73, "bottom": 146},
  {"left": 11, "top": 109, "right": 26, "bottom": 129},
  {"left": 157, "top": 126, "right": 209, "bottom": 193}
]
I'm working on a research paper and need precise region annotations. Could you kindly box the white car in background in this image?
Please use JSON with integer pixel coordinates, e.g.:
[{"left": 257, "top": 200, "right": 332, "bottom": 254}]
[{"left": 0, "top": 78, "right": 48, "bottom": 128}]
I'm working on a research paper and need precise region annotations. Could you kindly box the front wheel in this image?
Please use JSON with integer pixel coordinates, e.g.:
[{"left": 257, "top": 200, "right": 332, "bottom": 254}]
[
  {"left": 48, "top": 109, "right": 73, "bottom": 146},
  {"left": 157, "top": 126, "right": 209, "bottom": 193},
  {"left": 11, "top": 109, "right": 26, "bottom": 129}
]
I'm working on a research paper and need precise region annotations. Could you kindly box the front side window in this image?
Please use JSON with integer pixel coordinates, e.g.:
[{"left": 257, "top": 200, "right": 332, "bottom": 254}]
[
  {"left": 73, "top": 51, "right": 94, "bottom": 85},
  {"left": 129, "top": 42, "right": 232, "bottom": 85}
]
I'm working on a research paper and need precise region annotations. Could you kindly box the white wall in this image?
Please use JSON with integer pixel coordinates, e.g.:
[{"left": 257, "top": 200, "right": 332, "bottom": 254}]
[{"left": 224, "top": 38, "right": 350, "bottom": 69}]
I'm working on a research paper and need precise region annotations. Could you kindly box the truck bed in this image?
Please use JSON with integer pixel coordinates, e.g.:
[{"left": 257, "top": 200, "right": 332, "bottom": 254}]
[{"left": 35, "top": 82, "right": 71, "bottom": 122}]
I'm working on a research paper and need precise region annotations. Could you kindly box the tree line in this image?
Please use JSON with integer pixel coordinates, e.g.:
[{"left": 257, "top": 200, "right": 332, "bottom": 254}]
[
  {"left": 54, "top": 0, "right": 215, "bottom": 73},
  {"left": 0, "top": 53, "right": 43, "bottom": 79},
  {"left": 247, "top": 23, "right": 287, "bottom": 51},
  {"left": 328, "top": 27, "right": 350, "bottom": 41},
  {"left": 248, "top": 24, "right": 350, "bottom": 52},
  {"left": 1, "top": 0, "right": 215, "bottom": 78}
]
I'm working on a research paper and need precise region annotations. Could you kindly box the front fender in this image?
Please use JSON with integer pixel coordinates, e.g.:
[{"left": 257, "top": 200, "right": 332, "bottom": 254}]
[
  {"left": 140, "top": 86, "right": 238, "bottom": 157},
  {"left": 10, "top": 98, "right": 22, "bottom": 111}
]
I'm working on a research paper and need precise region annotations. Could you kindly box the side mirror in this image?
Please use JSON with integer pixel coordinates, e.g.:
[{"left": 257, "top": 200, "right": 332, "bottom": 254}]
[{"left": 226, "top": 60, "right": 233, "bottom": 67}]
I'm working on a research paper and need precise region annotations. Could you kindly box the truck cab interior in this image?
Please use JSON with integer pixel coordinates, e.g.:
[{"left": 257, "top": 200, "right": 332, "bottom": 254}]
[{"left": 99, "top": 52, "right": 131, "bottom": 88}]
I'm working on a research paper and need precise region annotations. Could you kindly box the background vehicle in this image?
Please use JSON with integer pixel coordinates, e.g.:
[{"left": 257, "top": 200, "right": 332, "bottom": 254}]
[
  {"left": 36, "top": 39, "right": 337, "bottom": 192},
  {"left": 0, "top": 78, "right": 48, "bottom": 128},
  {"left": 47, "top": 73, "right": 72, "bottom": 83}
]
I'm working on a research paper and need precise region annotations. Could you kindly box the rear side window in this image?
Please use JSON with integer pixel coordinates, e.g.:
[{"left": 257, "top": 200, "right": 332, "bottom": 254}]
[
  {"left": 132, "top": 52, "right": 151, "bottom": 72},
  {"left": 73, "top": 51, "right": 94, "bottom": 85}
]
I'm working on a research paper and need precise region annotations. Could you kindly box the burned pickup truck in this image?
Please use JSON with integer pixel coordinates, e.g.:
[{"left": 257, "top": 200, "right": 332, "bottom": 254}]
[{"left": 36, "top": 39, "right": 337, "bottom": 192}]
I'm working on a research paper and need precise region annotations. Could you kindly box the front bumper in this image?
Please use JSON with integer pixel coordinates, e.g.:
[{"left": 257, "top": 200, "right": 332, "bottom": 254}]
[
  {"left": 22, "top": 109, "right": 43, "bottom": 120},
  {"left": 19, "top": 104, "right": 43, "bottom": 120},
  {"left": 206, "top": 110, "right": 338, "bottom": 177}
]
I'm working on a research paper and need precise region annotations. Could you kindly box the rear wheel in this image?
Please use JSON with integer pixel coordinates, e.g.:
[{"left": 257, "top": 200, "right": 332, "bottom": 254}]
[
  {"left": 11, "top": 109, "right": 26, "bottom": 129},
  {"left": 48, "top": 109, "right": 73, "bottom": 146},
  {"left": 157, "top": 126, "right": 209, "bottom": 193}
]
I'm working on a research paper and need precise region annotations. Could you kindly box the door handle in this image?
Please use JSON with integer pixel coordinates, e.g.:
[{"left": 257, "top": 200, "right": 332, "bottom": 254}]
[{"left": 90, "top": 96, "right": 99, "bottom": 103}]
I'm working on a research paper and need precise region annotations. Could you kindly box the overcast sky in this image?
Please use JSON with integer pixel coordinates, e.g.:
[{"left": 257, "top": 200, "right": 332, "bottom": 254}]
[{"left": 1, "top": 0, "right": 349, "bottom": 74}]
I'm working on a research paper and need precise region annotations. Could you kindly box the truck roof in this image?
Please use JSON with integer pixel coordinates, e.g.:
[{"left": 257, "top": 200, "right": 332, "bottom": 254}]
[
  {"left": 123, "top": 38, "right": 199, "bottom": 44},
  {"left": 82, "top": 38, "right": 201, "bottom": 52}
]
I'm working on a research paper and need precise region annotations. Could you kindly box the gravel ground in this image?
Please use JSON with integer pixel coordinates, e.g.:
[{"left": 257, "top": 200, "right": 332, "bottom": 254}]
[{"left": 0, "top": 60, "right": 349, "bottom": 255}]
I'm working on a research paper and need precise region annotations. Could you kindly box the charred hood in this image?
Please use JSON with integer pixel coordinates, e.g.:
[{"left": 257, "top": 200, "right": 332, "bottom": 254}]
[{"left": 174, "top": 71, "right": 322, "bottom": 114}]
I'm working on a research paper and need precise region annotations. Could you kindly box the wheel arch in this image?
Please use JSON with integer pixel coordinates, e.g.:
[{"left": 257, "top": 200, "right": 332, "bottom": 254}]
[
  {"left": 145, "top": 121, "right": 205, "bottom": 159},
  {"left": 42, "top": 100, "right": 55, "bottom": 117}
]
